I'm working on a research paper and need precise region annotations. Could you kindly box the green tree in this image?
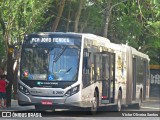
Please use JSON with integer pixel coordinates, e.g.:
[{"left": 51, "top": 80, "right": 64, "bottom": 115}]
[
  {"left": 0, "top": 0, "right": 52, "bottom": 107},
  {"left": 108, "top": 0, "right": 160, "bottom": 64}
]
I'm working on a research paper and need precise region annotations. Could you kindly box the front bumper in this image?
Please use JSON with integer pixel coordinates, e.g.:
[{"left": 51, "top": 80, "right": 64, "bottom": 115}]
[{"left": 18, "top": 90, "right": 92, "bottom": 109}]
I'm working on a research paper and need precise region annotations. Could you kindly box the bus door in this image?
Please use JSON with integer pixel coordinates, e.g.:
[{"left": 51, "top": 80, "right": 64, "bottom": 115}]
[{"left": 101, "top": 52, "right": 115, "bottom": 104}]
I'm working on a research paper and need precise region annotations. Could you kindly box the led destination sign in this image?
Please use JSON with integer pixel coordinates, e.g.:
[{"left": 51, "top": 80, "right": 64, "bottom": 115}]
[
  {"left": 24, "top": 33, "right": 82, "bottom": 46},
  {"left": 30, "top": 38, "right": 73, "bottom": 44}
]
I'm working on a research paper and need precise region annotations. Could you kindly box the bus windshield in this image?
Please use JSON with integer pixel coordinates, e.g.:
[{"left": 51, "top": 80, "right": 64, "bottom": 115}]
[{"left": 21, "top": 46, "right": 80, "bottom": 81}]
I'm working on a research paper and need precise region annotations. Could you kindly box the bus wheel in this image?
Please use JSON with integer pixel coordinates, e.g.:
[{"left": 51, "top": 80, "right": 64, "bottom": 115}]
[
  {"left": 116, "top": 91, "right": 122, "bottom": 111},
  {"left": 91, "top": 91, "right": 98, "bottom": 114}
]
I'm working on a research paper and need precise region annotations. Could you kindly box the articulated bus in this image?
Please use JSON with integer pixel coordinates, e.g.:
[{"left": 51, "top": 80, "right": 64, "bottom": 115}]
[{"left": 18, "top": 32, "right": 150, "bottom": 113}]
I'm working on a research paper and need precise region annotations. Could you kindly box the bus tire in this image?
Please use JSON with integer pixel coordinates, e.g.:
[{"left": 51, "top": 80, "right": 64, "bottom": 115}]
[
  {"left": 116, "top": 90, "right": 122, "bottom": 111},
  {"left": 91, "top": 90, "right": 98, "bottom": 114}
]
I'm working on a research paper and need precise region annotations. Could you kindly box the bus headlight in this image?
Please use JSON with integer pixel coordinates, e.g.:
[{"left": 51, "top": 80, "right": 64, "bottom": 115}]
[
  {"left": 65, "top": 85, "right": 80, "bottom": 97},
  {"left": 18, "top": 83, "right": 30, "bottom": 95}
]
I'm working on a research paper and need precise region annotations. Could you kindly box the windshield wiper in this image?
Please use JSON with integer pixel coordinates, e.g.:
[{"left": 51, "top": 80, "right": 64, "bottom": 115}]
[
  {"left": 53, "top": 46, "right": 67, "bottom": 63},
  {"left": 62, "top": 67, "right": 72, "bottom": 76}
]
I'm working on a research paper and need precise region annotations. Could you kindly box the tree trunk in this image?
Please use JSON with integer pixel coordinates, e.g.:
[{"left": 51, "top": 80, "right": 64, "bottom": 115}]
[
  {"left": 103, "top": 0, "right": 111, "bottom": 38},
  {"left": 66, "top": 1, "right": 71, "bottom": 32},
  {"left": 6, "top": 50, "right": 14, "bottom": 107},
  {"left": 74, "top": 0, "right": 83, "bottom": 32},
  {"left": 0, "top": 11, "right": 8, "bottom": 55},
  {"left": 51, "top": 0, "right": 66, "bottom": 32},
  {"left": 103, "top": 0, "right": 128, "bottom": 38},
  {"left": 0, "top": 12, "right": 5, "bottom": 36},
  {"left": 13, "top": 59, "right": 18, "bottom": 100},
  {"left": 79, "top": 13, "right": 89, "bottom": 33}
]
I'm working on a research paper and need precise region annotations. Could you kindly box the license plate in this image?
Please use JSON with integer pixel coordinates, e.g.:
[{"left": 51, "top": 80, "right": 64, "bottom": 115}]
[{"left": 41, "top": 100, "right": 53, "bottom": 105}]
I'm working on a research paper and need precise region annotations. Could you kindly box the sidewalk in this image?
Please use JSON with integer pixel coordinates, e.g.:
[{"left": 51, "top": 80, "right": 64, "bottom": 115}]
[
  {"left": 147, "top": 97, "right": 160, "bottom": 100},
  {"left": 144, "top": 97, "right": 160, "bottom": 103},
  {"left": 0, "top": 99, "right": 34, "bottom": 111}
]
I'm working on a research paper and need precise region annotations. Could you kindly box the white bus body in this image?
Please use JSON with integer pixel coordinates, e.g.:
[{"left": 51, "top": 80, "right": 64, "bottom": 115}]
[{"left": 18, "top": 32, "right": 150, "bottom": 112}]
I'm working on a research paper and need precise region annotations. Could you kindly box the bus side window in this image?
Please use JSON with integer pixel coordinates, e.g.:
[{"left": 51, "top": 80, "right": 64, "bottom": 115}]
[
  {"left": 82, "top": 49, "right": 91, "bottom": 88},
  {"left": 94, "top": 54, "right": 103, "bottom": 81}
]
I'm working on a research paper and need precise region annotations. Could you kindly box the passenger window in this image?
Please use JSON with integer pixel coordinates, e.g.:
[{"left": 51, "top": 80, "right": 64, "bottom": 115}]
[
  {"left": 94, "top": 54, "right": 102, "bottom": 81},
  {"left": 82, "top": 48, "right": 91, "bottom": 88}
]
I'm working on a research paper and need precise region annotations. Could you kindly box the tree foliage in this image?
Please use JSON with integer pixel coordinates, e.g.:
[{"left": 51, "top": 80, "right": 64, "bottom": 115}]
[
  {"left": 108, "top": 0, "right": 160, "bottom": 64},
  {"left": 0, "top": 0, "right": 159, "bottom": 65}
]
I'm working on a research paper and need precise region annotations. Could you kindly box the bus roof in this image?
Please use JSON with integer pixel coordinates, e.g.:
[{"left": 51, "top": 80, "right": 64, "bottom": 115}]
[
  {"left": 109, "top": 43, "right": 149, "bottom": 61},
  {"left": 82, "top": 33, "right": 110, "bottom": 43},
  {"left": 122, "top": 44, "right": 150, "bottom": 61},
  {"left": 131, "top": 47, "right": 150, "bottom": 60}
]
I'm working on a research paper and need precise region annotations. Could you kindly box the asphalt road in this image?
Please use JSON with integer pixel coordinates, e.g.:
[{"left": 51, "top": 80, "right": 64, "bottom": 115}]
[{"left": 1, "top": 98, "right": 160, "bottom": 120}]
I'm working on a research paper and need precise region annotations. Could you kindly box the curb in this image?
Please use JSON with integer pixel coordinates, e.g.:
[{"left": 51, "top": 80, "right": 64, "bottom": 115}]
[{"left": 0, "top": 99, "right": 34, "bottom": 111}]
